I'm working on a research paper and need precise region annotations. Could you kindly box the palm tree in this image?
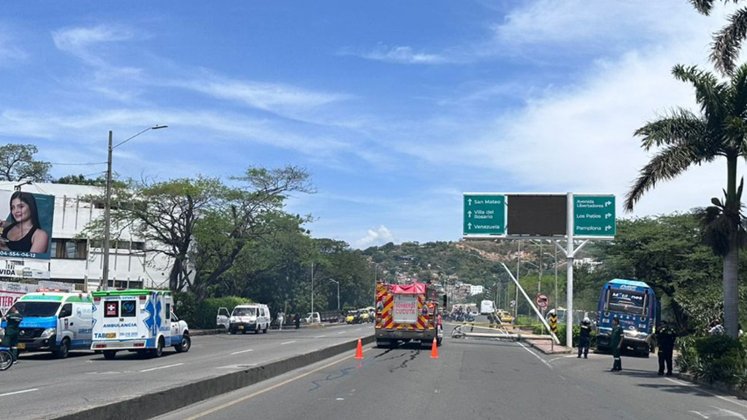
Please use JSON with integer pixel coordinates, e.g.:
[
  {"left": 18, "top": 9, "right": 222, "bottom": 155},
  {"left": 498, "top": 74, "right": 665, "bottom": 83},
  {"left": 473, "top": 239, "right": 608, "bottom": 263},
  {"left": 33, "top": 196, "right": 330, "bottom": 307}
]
[
  {"left": 691, "top": 0, "right": 747, "bottom": 75},
  {"left": 625, "top": 63, "right": 747, "bottom": 338}
]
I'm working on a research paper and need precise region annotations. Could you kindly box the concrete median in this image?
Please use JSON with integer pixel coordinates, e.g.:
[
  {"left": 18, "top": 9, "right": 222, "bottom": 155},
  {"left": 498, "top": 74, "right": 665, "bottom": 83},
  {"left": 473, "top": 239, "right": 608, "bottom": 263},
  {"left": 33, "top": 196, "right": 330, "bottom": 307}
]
[{"left": 54, "top": 335, "right": 375, "bottom": 420}]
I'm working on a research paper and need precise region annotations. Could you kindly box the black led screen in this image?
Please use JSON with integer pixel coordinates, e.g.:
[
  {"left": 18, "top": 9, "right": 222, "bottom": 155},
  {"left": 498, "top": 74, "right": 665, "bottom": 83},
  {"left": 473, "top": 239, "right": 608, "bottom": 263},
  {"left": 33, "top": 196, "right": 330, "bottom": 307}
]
[{"left": 506, "top": 195, "right": 567, "bottom": 236}]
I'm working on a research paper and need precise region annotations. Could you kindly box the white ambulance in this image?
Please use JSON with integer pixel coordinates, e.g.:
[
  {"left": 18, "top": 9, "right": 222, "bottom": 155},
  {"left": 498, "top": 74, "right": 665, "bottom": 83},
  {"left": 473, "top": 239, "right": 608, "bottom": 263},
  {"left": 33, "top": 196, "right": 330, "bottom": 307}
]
[
  {"left": 91, "top": 289, "right": 190, "bottom": 359},
  {"left": 1, "top": 290, "right": 93, "bottom": 358}
]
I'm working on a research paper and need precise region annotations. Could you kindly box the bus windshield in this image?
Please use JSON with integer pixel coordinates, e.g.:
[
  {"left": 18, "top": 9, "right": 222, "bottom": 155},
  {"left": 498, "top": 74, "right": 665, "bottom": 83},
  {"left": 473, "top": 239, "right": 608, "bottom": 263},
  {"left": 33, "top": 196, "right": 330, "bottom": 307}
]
[{"left": 607, "top": 290, "right": 645, "bottom": 315}]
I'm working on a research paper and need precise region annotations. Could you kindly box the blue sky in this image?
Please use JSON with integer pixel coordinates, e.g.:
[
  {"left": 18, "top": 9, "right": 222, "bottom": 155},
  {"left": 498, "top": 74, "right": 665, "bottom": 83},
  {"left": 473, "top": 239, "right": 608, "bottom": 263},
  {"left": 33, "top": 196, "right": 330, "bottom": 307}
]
[{"left": 0, "top": 1, "right": 742, "bottom": 248}]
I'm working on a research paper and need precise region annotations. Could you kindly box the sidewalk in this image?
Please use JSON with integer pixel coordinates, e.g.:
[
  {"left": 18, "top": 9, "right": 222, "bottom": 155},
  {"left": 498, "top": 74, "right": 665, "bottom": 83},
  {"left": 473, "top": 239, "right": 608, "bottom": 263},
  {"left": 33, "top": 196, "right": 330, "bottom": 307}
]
[{"left": 525, "top": 338, "right": 572, "bottom": 354}]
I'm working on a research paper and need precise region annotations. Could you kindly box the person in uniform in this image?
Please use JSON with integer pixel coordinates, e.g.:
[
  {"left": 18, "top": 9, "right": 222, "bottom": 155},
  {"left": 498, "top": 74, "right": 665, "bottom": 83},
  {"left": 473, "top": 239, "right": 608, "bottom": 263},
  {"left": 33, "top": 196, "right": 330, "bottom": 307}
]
[
  {"left": 655, "top": 320, "right": 677, "bottom": 376},
  {"left": 578, "top": 317, "right": 592, "bottom": 359},
  {"left": 610, "top": 317, "right": 623, "bottom": 372}
]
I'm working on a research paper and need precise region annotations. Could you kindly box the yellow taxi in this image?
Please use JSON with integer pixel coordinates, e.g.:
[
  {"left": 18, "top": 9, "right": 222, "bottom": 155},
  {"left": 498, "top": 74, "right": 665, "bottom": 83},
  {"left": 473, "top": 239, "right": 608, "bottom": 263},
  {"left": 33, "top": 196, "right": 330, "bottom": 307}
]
[
  {"left": 345, "top": 310, "right": 358, "bottom": 324},
  {"left": 497, "top": 309, "right": 514, "bottom": 324}
]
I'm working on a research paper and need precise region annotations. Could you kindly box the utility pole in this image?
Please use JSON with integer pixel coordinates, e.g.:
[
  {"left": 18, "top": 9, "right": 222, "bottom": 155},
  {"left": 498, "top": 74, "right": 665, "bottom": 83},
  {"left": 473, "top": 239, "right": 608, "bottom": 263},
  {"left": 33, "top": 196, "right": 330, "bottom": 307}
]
[{"left": 100, "top": 125, "right": 167, "bottom": 291}]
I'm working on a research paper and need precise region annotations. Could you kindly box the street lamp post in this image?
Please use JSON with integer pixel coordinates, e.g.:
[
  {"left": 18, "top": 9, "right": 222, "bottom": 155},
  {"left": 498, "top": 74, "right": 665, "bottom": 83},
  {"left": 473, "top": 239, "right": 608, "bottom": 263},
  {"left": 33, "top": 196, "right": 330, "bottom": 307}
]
[
  {"left": 100, "top": 125, "right": 167, "bottom": 291},
  {"left": 329, "top": 279, "right": 340, "bottom": 311}
]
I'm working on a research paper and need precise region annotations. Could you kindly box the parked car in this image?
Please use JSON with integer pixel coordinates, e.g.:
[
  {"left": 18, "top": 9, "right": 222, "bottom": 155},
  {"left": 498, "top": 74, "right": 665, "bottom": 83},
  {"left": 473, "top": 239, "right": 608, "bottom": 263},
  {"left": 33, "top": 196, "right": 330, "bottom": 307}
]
[
  {"left": 345, "top": 310, "right": 360, "bottom": 324},
  {"left": 305, "top": 312, "right": 321, "bottom": 324},
  {"left": 358, "top": 309, "right": 371, "bottom": 323},
  {"left": 497, "top": 309, "right": 514, "bottom": 324}
]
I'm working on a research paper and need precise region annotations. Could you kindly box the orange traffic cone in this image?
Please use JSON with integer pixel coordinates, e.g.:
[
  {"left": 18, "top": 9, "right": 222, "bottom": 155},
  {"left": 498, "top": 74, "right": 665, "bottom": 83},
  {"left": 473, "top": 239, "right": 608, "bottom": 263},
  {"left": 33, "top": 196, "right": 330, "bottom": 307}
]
[
  {"left": 355, "top": 338, "right": 364, "bottom": 360},
  {"left": 430, "top": 337, "right": 439, "bottom": 359}
]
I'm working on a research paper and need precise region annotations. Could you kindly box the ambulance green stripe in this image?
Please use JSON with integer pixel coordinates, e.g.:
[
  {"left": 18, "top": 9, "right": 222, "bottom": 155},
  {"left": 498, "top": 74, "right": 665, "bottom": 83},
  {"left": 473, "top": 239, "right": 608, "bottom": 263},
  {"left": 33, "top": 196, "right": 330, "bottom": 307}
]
[{"left": 92, "top": 289, "right": 171, "bottom": 298}]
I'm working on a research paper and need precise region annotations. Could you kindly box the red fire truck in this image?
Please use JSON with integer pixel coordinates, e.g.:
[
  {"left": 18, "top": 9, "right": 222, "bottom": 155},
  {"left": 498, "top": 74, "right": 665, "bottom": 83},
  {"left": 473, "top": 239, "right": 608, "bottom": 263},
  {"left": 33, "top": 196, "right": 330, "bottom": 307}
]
[{"left": 374, "top": 281, "right": 444, "bottom": 348}]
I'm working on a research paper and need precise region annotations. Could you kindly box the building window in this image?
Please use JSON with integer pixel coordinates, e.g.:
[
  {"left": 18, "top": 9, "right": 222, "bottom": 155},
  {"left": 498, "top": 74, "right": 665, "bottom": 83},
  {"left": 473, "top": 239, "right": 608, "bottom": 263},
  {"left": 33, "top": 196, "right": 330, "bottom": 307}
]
[{"left": 50, "top": 239, "right": 87, "bottom": 259}]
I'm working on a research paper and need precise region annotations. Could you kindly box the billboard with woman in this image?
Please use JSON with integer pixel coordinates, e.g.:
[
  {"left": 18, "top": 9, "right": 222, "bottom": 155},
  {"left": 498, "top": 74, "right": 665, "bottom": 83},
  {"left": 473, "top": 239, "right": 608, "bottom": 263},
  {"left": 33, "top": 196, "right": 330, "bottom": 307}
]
[{"left": 0, "top": 190, "right": 54, "bottom": 260}]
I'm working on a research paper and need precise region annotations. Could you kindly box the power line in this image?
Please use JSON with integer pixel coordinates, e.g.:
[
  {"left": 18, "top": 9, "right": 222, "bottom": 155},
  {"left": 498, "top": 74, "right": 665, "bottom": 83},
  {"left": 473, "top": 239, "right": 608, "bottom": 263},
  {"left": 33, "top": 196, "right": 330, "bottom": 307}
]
[{"left": 49, "top": 161, "right": 107, "bottom": 166}]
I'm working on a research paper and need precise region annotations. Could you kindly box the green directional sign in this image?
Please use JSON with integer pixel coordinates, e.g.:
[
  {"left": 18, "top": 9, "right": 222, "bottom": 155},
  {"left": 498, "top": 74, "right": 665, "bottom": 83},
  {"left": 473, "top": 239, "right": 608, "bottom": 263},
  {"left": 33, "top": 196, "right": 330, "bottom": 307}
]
[
  {"left": 573, "top": 195, "right": 616, "bottom": 237},
  {"left": 463, "top": 194, "right": 506, "bottom": 236}
]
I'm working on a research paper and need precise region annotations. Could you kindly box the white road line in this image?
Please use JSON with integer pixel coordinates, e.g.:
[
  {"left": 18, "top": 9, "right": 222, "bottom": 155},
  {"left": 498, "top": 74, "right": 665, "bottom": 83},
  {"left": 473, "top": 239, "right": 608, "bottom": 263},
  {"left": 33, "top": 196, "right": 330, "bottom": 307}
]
[
  {"left": 231, "top": 349, "right": 254, "bottom": 355},
  {"left": 666, "top": 378, "right": 747, "bottom": 410},
  {"left": 217, "top": 364, "right": 257, "bottom": 369},
  {"left": 140, "top": 363, "right": 184, "bottom": 373},
  {"left": 517, "top": 342, "right": 553, "bottom": 369},
  {"left": 0, "top": 388, "right": 38, "bottom": 397},
  {"left": 336, "top": 331, "right": 345, "bottom": 335},
  {"left": 315, "top": 335, "right": 327, "bottom": 338},
  {"left": 280, "top": 340, "right": 296, "bottom": 345}
]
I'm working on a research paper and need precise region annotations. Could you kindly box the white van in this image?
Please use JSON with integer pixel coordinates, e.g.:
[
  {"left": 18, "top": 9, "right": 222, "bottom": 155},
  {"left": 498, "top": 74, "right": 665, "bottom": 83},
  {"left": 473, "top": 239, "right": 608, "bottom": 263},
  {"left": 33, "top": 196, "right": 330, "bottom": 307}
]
[
  {"left": 480, "top": 300, "right": 496, "bottom": 315},
  {"left": 305, "top": 312, "right": 321, "bottom": 324},
  {"left": 229, "top": 304, "right": 271, "bottom": 334},
  {"left": 1, "top": 291, "right": 93, "bottom": 358}
]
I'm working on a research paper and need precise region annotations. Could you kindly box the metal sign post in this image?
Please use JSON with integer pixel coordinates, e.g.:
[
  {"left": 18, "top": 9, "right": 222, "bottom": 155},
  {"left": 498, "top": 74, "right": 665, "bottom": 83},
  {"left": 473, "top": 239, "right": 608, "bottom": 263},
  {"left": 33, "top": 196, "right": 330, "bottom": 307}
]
[{"left": 501, "top": 263, "right": 559, "bottom": 345}]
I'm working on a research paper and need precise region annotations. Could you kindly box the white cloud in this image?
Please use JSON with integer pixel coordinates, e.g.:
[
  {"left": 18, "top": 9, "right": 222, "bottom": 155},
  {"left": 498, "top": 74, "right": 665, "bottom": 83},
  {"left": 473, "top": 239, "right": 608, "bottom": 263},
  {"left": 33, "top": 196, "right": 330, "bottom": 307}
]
[
  {"left": 173, "top": 76, "right": 348, "bottom": 112},
  {"left": 350, "top": 44, "right": 448, "bottom": 64},
  {"left": 0, "top": 30, "right": 27, "bottom": 66},
  {"left": 355, "top": 225, "right": 396, "bottom": 248},
  {"left": 52, "top": 25, "right": 135, "bottom": 65},
  {"left": 493, "top": 0, "right": 703, "bottom": 48}
]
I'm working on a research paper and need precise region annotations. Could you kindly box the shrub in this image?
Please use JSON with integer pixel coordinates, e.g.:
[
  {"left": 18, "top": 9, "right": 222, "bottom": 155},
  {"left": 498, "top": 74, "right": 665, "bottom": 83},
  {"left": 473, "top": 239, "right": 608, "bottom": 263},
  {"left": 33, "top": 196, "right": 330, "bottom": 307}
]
[
  {"left": 175, "top": 293, "right": 251, "bottom": 328},
  {"left": 675, "top": 336, "right": 699, "bottom": 374},
  {"left": 692, "top": 335, "right": 744, "bottom": 385}
]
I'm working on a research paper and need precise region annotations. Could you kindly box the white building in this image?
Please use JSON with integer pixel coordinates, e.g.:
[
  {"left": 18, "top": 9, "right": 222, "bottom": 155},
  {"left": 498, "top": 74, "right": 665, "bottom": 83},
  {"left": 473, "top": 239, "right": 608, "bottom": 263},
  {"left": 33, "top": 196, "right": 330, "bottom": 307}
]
[
  {"left": 469, "top": 285, "right": 484, "bottom": 296},
  {"left": 0, "top": 182, "right": 172, "bottom": 291}
]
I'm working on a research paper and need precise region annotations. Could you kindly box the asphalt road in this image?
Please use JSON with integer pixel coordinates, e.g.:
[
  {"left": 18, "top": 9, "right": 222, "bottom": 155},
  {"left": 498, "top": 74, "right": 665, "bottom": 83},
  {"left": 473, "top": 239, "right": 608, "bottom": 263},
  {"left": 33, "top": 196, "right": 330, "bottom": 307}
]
[
  {"left": 156, "top": 330, "right": 747, "bottom": 420},
  {"left": 0, "top": 323, "right": 372, "bottom": 419}
]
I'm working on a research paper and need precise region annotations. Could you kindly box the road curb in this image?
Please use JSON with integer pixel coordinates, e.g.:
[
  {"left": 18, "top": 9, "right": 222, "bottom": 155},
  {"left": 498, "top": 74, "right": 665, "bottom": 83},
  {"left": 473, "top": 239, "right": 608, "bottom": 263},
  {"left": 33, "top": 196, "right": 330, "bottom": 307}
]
[
  {"left": 524, "top": 339, "right": 572, "bottom": 354},
  {"left": 53, "top": 335, "right": 375, "bottom": 420}
]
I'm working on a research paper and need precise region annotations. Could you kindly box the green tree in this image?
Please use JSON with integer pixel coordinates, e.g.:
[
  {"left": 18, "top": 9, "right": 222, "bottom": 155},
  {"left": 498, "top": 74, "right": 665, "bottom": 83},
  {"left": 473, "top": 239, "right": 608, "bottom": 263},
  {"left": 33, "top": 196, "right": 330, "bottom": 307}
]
[
  {"left": 691, "top": 0, "right": 747, "bottom": 75},
  {"left": 591, "top": 215, "right": 725, "bottom": 332},
  {"left": 188, "top": 166, "right": 313, "bottom": 300},
  {"left": 626, "top": 64, "right": 747, "bottom": 337},
  {"left": 0, "top": 144, "right": 51, "bottom": 182},
  {"left": 55, "top": 174, "right": 106, "bottom": 186}
]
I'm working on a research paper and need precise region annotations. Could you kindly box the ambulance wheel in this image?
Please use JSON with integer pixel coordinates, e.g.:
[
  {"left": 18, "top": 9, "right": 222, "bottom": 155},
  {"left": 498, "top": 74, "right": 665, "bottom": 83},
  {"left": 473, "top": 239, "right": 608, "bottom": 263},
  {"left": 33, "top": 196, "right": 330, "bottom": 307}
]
[
  {"left": 153, "top": 337, "right": 164, "bottom": 357},
  {"left": 175, "top": 334, "right": 191, "bottom": 353},
  {"left": 54, "top": 338, "right": 70, "bottom": 359},
  {"left": 263, "top": 324, "right": 268, "bottom": 334},
  {"left": 103, "top": 350, "right": 117, "bottom": 360},
  {"left": 254, "top": 327, "right": 259, "bottom": 334}
]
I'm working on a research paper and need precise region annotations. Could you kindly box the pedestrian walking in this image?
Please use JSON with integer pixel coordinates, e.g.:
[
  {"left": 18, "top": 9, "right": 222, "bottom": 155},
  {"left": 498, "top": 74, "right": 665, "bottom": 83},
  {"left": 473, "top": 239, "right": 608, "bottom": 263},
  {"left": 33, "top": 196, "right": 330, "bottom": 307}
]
[
  {"left": 610, "top": 317, "right": 623, "bottom": 372},
  {"left": 277, "top": 312, "right": 284, "bottom": 331},
  {"left": 294, "top": 312, "right": 300, "bottom": 329},
  {"left": 578, "top": 317, "right": 591, "bottom": 359},
  {"left": 655, "top": 320, "right": 677, "bottom": 376}
]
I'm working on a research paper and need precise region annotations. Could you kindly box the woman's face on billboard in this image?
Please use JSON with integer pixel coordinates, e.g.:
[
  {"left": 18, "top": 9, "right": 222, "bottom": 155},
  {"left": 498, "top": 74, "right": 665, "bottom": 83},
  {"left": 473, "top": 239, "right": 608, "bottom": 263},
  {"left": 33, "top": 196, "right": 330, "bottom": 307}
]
[{"left": 10, "top": 198, "right": 30, "bottom": 223}]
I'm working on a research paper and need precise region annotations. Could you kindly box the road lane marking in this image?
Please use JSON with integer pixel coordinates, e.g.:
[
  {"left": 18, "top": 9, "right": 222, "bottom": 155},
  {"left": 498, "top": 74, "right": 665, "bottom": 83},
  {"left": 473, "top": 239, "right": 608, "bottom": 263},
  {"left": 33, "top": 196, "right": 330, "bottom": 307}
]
[
  {"left": 315, "top": 335, "right": 327, "bottom": 338},
  {"left": 336, "top": 331, "right": 345, "bottom": 335},
  {"left": 280, "top": 340, "right": 296, "bottom": 345},
  {"left": 140, "top": 363, "right": 184, "bottom": 373},
  {"left": 517, "top": 342, "right": 552, "bottom": 369},
  {"left": 231, "top": 349, "right": 254, "bottom": 355},
  {"left": 666, "top": 378, "right": 747, "bottom": 410},
  {"left": 217, "top": 364, "right": 258, "bottom": 369},
  {"left": 186, "top": 352, "right": 354, "bottom": 419},
  {"left": 0, "top": 388, "right": 38, "bottom": 397}
]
